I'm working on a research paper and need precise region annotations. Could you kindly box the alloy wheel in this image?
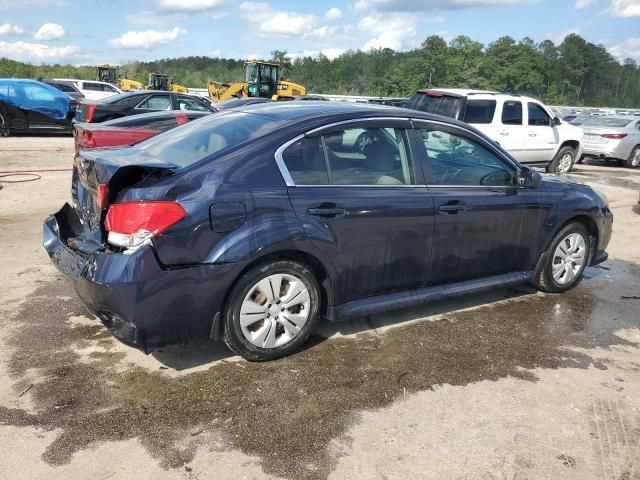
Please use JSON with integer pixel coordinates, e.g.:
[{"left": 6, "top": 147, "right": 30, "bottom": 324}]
[
  {"left": 552, "top": 232, "right": 587, "bottom": 285},
  {"left": 630, "top": 147, "right": 640, "bottom": 167},
  {"left": 557, "top": 153, "right": 573, "bottom": 173},
  {"left": 239, "top": 273, "right": 311, "bottom": 349}
]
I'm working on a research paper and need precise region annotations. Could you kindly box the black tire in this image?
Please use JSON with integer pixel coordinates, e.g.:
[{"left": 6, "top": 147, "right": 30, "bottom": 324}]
[
  {"left": 533, "top": 222, "right": 591, "bottom": 293},
  {"left": 223, "top": 259, "right": 321, "bottom": 361},
  {"left": 625, "top": 145, "right": 640, "bottom": 169},
  {"left": 547, "top": 146, "right": 576, "bottom": 174}
]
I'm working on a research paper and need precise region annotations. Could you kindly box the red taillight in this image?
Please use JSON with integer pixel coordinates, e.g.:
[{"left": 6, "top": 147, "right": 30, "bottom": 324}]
[
  {"left": 427, "top": 91, "right": 443, "bottom": 97},
  {"left": 84, "top": 103, "right": 96, "bottom": 122},
  {"left": 601, "top": 133, "right": 627, "bottom": 139},
  {"left": 82, "top": 130, "right": 96, "bottom": 148},
  {"left": 104, "top": 201, "right": 186, "bottom": 248},
  {"left": 96, "top": 183, "right": 109, "bottom": 209},
  {"left": 175, "top": 113, "right": 189, "bottom": 125}
]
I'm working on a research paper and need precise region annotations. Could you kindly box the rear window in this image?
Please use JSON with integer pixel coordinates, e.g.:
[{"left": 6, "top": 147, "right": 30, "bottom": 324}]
[
  {"left": 102, "top": 93, "right": 145, "bottom": 105},
  {"left": 463, "top": 100, "right": 496, "bottom": 124},
  {"left": 406, "top": 92, "right": 462, "bottom": 118},
  {"left": 585, "top": 117, "right": 632, "bottom": 128},
  {"left": 135, "top": 112, "right": 284, "bottom": 168}
]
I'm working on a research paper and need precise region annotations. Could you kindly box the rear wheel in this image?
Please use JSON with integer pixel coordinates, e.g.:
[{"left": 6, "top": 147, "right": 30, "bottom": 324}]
[
  {"left": 223, "top": 260, "right": 321, "bottom": 361},
  {"left": 625, "top": 146, "right": 640, "bottom": 169},
  {"left": 548, "top": 146, "right": 575, "bottom": 174},
  {"left": 534, "top": 222, "right": 590, "bottom": 293}
]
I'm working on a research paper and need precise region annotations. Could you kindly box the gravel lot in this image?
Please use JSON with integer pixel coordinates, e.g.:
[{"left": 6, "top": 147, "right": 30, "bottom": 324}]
[{"left": 1, "top": 135, "right": 639, "bottom": 480}]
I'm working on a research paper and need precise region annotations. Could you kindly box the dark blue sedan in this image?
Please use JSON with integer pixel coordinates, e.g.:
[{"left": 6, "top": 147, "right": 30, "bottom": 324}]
[{"left": 44, "top": 102, "right": 613, "bottom": 361}]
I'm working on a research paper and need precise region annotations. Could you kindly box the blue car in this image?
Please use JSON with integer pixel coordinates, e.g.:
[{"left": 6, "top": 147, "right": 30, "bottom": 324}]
[{"left": 43, "top": 102, "right": 613, "bottom": 361}]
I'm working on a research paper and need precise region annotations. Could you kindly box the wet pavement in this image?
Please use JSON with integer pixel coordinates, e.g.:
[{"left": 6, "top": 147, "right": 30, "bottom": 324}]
[{"left": 1, "top": 259, "right": 638, "bottom": 479}]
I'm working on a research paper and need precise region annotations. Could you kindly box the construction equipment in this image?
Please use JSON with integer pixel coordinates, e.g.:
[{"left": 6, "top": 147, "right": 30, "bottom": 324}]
[
  {"left": 207, "top": 61, "right": 306, "bottom": 103},
  {"left": 148, "top": 73, "right": 189, "bottom": 93},
  {"left": 96, "top": 65, "right": 143, "bottom": 91}
]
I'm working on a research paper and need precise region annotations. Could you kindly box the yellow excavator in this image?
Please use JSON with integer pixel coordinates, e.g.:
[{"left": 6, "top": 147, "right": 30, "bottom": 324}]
[
  {"left": 148, "top": 73, "right": 189, "bottom": 93},
  {"left": 96, "top": 65, "right": 143, "bottom": 91},
  {"left": 207, "top": 60, "right": 306, "bottom": 102}
]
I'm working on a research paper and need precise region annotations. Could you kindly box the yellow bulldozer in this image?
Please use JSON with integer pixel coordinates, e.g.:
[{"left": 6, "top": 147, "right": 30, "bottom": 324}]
[
  {"left": 148, "top": 73, "right": 189, "bottom": 93},
  {"left": 207, "top": 60, "right": 306, "bottom": 102},
  {"left": 96, "top": 65, "right": 143, "bottom": 91}
]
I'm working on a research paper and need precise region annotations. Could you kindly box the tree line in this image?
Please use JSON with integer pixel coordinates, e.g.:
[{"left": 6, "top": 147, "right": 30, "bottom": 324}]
[{"left": 1, "top": 33, "right": 638, "bottom": 107}]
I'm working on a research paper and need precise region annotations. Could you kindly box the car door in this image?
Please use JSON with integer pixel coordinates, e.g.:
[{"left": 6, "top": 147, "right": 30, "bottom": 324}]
[
  {"left": 494, "top": 100, "right": 527, "bottom": 161},
  {"left": 23, "top": 83, "right": 67, "bottom": 130},
  {"left": 278, "top": 119, "right": 436, "bottom": 305},
  {"left": 521, "top": 101, "right": 559, "bottom": 163},
  {"left": 136, "top": 94, "right": 172, "bottom": 113},
  {"left": 412, "top": 120, "right": 543, "bottom": 285}
]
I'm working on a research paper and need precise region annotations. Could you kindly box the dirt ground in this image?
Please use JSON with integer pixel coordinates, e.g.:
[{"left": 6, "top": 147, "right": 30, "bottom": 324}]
[{"left": 0, "top": 135, "right": 639, "bottom": 480}]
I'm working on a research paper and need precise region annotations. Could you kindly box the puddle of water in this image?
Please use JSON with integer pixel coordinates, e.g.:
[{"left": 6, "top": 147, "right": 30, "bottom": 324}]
[
  {"left": 569, "top": 170, "right": 640, "bottom": 191},
  {"left": 0, "top": 262, "right": 639, "bottom": 479}
]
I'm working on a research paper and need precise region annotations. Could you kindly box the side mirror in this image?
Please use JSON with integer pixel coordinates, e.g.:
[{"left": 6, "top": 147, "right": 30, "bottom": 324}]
[
  {"left": 552, "top": 117, "right": 561, "bottom": 126},
  {"left": 520, "top": 167, "right": 542, "bottom": 188}
]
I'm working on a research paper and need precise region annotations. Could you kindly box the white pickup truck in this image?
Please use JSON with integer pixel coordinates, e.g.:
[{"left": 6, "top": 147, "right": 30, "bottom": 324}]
[{"left": 405, "top": 89, "right": 584, "bottom": 173}]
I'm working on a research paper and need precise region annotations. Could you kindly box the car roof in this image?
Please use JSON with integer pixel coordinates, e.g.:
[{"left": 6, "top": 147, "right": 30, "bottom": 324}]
[
  {"left": 231, "top": 100, "right": 476, "bottom": 129},
  {"left": 416, "top": 88, "right": 499, "bottom": 96}
]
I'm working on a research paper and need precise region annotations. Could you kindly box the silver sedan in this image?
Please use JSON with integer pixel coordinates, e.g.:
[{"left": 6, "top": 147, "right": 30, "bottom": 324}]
[{"left": 580, "top": 116, "right": 640, "bottom": 168}]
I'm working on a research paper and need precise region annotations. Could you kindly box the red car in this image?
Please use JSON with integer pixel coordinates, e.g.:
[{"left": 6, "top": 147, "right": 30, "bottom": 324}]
[{"left": 74, "top": 110, "right": 211, "bottom": 153}]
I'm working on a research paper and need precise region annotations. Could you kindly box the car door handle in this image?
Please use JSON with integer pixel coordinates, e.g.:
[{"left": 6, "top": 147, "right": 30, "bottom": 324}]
[
  {"left": 499, "top": 130, "right": 509, "bottom": 136},
  {"left": 438, "top": 202, "right": 467, "bottom": 214},
  {"left": 528, "top": 132, "right": 537, "bottom": 137},
  {"left": 307, "top": 207, "right": 345, "bottom": 217}
]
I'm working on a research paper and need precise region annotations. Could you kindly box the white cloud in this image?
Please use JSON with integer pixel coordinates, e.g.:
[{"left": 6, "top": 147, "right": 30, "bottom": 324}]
[
  {"left": 605, "top": 0, "right": 640, "bottom": 16},
  {"left": 289, "top": 48, "right": 347, "bottom": 60},
  {"left": 609, "top": 38, "right": 640, "bottom": 61},
  {"left": 239, "top": 2, "right": 344, "bottom": 39},
  {"left": 0, "top": 40, "right": 82, "bottom": 62},
  {"left": 575, "top": 0, "right": 595, "bottom": 8},
  {"left": 321, "top": 47, "right": 346, "bottom": 59},
  {"left": 156, "top": 0, "right": 224, "bottom": 13},
  {"left": 109, "top": 26, "right": 187, "bottom": 49},
  {"left": 355, "top": 0, "right": 535, "bottom": 11},
  {"left": 34, "top": 23, "right": 65, "bottom": 40},
  {"left": 545, "top": 27, "right": 580, "bottom": 44},
  {"left": 211, "top": 48, "right": 222, "bottom": 56},
  {"left": 360, "top": 12, "right": 417, "bottom": 50},
  {"left": 0, "top": 23, "right": 24, "bottom": 35},
  {"left": 325, "top": 7, "right": 343, "bottom": 19}
]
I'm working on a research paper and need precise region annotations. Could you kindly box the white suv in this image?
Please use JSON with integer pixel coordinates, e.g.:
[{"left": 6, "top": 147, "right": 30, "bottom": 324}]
[
  {"left": 53, "top": 78, "right": 122, "bottom": 101},
  {"left": 405, "top": 89, "right": 584, "bottom": 173}
]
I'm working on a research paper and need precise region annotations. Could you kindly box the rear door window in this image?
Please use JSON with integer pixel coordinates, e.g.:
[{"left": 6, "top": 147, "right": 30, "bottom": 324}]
[
  {"left": 405, "top": 92, "right": 462, "bottom": 118},
  {"left": 501, "top": 101, "right": 523, "bottom": 125},
  {"left": 463, "top": 100, "right": 496, "bottom": 124},
  {"left": 83, "top": 82, "right": 102, "bottom": 91},
  {"left": 281, "top": 126, "right": 414, "bottom": 186},
  {"left": 528, "top": 103, "right": 550, "bottom": 126},
  {"left": 137, "top": 95, "right": 172, "bottom": 110},
  {"left": 177, "top": 96, "right": 210, "bottom": 112}
]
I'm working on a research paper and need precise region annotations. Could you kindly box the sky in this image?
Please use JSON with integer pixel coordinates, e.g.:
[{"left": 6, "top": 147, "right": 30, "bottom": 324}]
[{"left": 0, "top": 0, "right": 639, "bottom": 65}]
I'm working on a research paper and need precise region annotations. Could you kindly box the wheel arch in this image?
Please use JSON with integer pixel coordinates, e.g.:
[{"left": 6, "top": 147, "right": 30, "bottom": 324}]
[
  {"left": 211, "top": 249, "right": 334, "bottom": 340},
  {"left": 559, "top": 140, "right": 580, "bottom": 152}
]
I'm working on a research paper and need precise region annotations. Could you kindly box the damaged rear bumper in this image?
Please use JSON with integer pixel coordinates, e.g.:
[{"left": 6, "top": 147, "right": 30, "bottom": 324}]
[{"left": 43, "top": 203, "right": 237, "bottom": 352}]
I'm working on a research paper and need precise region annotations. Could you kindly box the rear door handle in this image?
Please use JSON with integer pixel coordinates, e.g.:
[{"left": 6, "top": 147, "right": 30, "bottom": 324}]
[
  {"left": 438, "top": 203, "right": 467, "bottom": 214},
  {"left": 528, "top": 132, "right": 537, "bottom": 137},
  {"left": 499, "top": 130, "right": 509, "bottom": 136},
  {"left": 307, "top": 207, "right": 345, "bottom": 217}
]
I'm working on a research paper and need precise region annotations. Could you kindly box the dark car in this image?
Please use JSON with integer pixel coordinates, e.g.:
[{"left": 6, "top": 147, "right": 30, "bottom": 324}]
[
  {"left": 1, "top": 79, "right": 76, "bottom": 136},
  {"left": 215, "top": 97, "right": 273, "bottom": 110},
  {"left": 44, "top": 102, "right": 613, "bottom": 361},
  {"left": 74, "top": 110, "right": 211, "bottom": 153},
  {"left": 42, "top": 79, "right": 84, "bottom": 101},
  {"left": 75, "top": 91, "right": 216, "bottom": 123}
]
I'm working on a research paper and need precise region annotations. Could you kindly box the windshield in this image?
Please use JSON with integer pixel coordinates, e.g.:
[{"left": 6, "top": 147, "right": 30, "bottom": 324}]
[
  {"left": 584, "top": 117, "right": 632, "bottom": 128},
  {"left": 134, "top": 111, "right": 285, "bottom": 168}
]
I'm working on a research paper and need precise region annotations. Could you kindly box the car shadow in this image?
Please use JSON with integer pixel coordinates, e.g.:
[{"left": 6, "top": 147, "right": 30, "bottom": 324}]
[{"left": 150, "top": 279, "right": 555, "bottom": 370}]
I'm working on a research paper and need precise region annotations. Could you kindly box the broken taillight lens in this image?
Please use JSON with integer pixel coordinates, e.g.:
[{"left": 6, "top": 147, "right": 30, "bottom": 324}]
[
  {"left": 96, "top": 183, "right": 109, "bottom": 209},
  {"left": 104, "top": 201, "right": 186, "bottom": 249},
  {"left": 83, "top": 103, "right": 97, "bottom": 122},
  {"left": 601, "top": 133, "right": 627, "bottom": 139},
  {"left": 82, "top": 130, "right": 95, "bottom": 148}
]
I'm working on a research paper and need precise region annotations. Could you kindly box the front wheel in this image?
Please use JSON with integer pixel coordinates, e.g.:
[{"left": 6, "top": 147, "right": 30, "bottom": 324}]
[
  {"left": 223, "top": 260, "right": 321, "bottom": 361},
  {"left": 625, "top": 146, "right": 640, "bottom": 169},
  {"left": 548, "top": 146, "right": 576, "bottom": 174},
  {"left": 533, "top": 222, "right": 590, "bottom": 293}
]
